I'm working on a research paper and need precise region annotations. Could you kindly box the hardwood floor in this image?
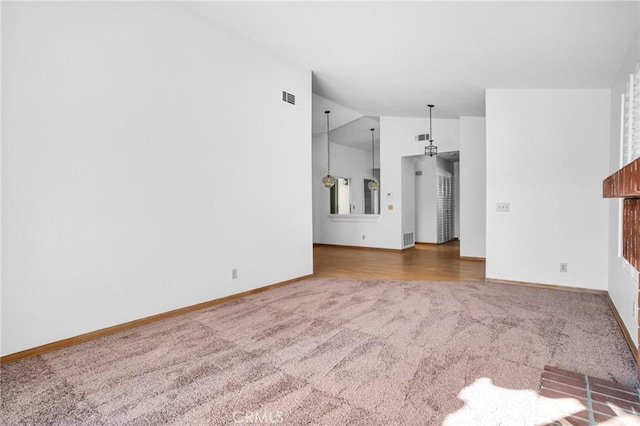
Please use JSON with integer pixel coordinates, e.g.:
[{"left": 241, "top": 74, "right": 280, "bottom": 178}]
[{"left": 313, "top": 240, "right": 486, "bottom": 282}]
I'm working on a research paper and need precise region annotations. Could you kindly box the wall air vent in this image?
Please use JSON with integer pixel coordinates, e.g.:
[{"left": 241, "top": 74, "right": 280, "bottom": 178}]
[
  {"left": 415, "top": 133, "right": 429, "bottom": 142},
  {"left": 415, "top": 171, "right": 423, "bottom": 176},
  {"left": 282, "top": 91, "right": 295, "bottom": 105},
  {"left": 403, "top": 232, "right": 415, "bottom": 248}
]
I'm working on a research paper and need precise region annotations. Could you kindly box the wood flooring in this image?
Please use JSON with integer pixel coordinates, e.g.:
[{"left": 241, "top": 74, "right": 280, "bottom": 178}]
[{"left": 313, "top": 240, "right": 486, "bottom": 282}]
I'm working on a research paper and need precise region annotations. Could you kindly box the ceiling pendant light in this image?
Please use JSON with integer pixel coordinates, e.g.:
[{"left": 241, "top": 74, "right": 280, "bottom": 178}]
[
  {"left": 425, "top": 104, "right": 438, "bottom": 157},
  {"left": 368, "top": 128, "right": 379, "bottom": 191},
  {"left": 322, "top": 110, "right": 336, "bottom": 188}
]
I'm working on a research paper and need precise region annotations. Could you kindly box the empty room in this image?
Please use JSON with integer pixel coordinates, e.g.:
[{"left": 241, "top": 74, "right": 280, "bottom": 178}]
[{"left": 2, "top": 1, "right": 640, "bottom": 425}]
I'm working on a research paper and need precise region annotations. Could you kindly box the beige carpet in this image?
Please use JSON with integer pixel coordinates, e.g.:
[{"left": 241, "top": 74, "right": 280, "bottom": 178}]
[{"left": 1, "top": 277, "right": 637, "bottom": 425}]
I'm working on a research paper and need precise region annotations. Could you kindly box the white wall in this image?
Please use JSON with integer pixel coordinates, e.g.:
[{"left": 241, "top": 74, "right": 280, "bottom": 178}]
[
  {"left": 312, "top": 94, "right": 364, "bottom": 135},
  {"left": 313, "top": 116, "right": 460, "bottom": 249},
  {"left": 454, "top": 161, "right": 460, "bottom": 239},
  {"left": 401, "top": 157, "right": 415, "bottom": 246},
  {"left": 380, "top": 117, "right": 460, "bottom": 249},
  {"left": 414, "top": 156, "right": 438, "bottom": 243},
  {"left": 486, "top": 89, "right": 610, "bottom": 290},
  {"left": 322, "top": 141, "right": 372, "bottom": 215},
  {"left": 459, "top": 117, "right": 486, "bottom": 258},
  {"left": 1, "top": 2, "right": 312, "bottom": 356},
  {"left": 607, "top": 30, "right": 640, "bottom": 346}
]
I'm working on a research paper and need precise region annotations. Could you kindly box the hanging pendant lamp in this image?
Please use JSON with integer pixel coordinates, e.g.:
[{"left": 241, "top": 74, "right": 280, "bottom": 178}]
[
  {"left": 425, "top": 104, "right": 438, "bottom": 157},
  {"left": 322, "top": 110, "right": 336, "bottom": 188},
  {"left": 368, "top": 128, "right": 379, "bottom": 191}
]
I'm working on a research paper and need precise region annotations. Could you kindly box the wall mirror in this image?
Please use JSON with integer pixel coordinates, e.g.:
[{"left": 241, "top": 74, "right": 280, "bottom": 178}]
[
  {"left": 330, "top": 177, "right": 351, "bottom": 214},
  {"left": 326, "top": 116, "right": 380, "bottom": 215}
]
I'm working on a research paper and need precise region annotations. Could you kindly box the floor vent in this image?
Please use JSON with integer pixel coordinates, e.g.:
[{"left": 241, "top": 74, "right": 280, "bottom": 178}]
[
  {"left": 403, "top": 232, "right": 414, "bottom": 248},
  {"left": 282, "top": 91, "right": 295, "bottom": 105}
]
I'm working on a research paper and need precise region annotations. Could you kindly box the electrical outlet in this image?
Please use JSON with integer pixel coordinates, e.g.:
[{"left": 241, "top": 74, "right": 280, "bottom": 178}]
[
  {"left": 496, "top": 202, "right": 510, "bottom": 212},
  {"left": 232, "top": 268, "right": 238, "bottom": 279},
  {"left": 362, "top": 235, "right": 365, "bottom": 240},
  {"left": 559, "top": 263, "right": 568, "bottom": 273}
]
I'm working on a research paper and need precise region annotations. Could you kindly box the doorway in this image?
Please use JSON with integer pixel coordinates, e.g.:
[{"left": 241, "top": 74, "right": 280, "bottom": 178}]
[{"left": 414, "top": 152, "right": 460, "bottom": 244}]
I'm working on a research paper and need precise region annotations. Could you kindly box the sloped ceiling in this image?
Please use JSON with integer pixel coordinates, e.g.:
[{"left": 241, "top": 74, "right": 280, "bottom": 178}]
[{"left": 185, "top": 1, "right": 640, "bottom": 119}]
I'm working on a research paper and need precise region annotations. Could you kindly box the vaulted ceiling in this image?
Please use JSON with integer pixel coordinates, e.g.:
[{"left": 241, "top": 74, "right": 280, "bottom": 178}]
[{"left": 186, "top": 1, "right": 639, "bottom": 122}]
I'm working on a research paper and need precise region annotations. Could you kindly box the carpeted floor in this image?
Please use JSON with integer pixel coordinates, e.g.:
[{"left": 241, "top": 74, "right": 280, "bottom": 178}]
[{"left": 1, "top": 277, "right": 638, "bottom": 425}]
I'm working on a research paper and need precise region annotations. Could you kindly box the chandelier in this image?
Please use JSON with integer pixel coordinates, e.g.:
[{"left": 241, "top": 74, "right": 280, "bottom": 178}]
[
  {"left": 322, "top": 110, "right": 336, "bottom": 188},
  {"left": 368, "top": 128, "right": 379, "bottom": 191},
  {"left": 424, "top": 104, "right": 437, "bottom": 157}
]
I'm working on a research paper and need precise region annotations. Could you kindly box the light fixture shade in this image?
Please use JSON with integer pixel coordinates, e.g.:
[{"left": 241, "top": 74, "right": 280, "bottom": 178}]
[
  {"left": 322, "top": 174, "right": 336, "bottom": 188},
  {"left": 368, "top": 179, "right": 379, "bottom": 191}
]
